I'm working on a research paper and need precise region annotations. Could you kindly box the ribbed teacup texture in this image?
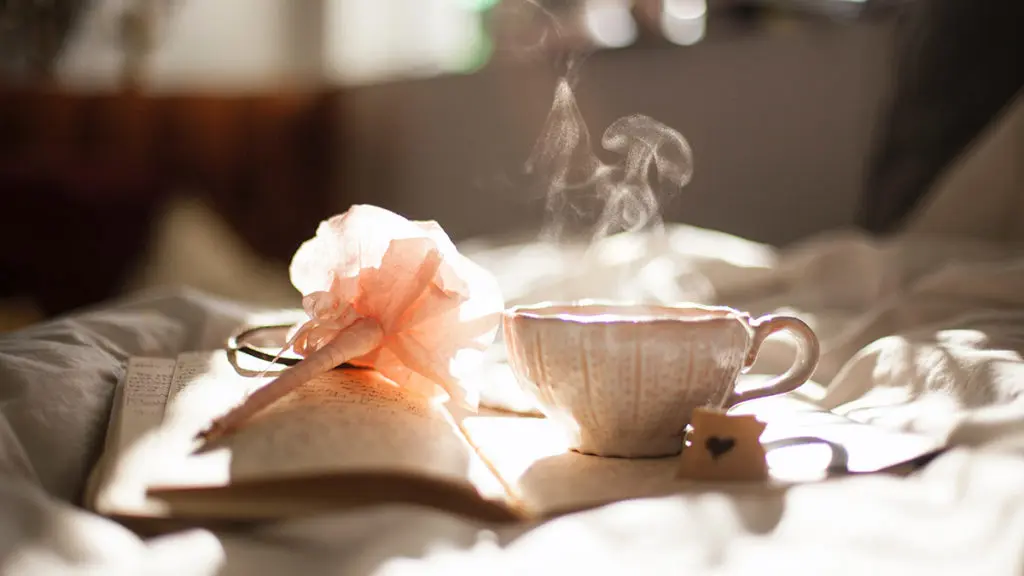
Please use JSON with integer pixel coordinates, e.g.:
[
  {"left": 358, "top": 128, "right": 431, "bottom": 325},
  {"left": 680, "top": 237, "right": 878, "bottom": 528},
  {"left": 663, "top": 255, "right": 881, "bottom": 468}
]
[{"left": 504, "top": 304, "right": 753, "bottom": 458}]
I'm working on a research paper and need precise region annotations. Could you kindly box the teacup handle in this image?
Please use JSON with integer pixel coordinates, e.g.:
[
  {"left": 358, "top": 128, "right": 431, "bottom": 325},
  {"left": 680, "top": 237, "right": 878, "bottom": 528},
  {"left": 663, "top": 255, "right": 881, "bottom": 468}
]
[{"left": 726, "top": 315, "right": 820, "bottom": 407}]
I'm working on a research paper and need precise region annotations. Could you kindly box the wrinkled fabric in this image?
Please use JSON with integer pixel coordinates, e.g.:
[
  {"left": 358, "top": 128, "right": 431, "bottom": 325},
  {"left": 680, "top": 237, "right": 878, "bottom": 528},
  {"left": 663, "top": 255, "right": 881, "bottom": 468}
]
[
  {"left": 287, "top": 205, "right": 504, "bottom": 406},
  {"left": 4, "top": 222, "right": 1024, "bottom": 574}
]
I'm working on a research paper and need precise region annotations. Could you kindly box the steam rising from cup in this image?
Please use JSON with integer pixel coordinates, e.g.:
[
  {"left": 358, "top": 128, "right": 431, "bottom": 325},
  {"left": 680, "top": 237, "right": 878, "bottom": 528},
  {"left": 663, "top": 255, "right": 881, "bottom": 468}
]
[{"left": 526, "top": 76, "right": 693, "bottom": 243}]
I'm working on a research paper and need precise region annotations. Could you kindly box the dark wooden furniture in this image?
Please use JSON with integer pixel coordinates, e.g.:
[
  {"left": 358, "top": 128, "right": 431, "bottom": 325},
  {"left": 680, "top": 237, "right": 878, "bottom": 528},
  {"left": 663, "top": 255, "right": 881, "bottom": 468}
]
[{"left": 0, "top": 89, "right": 341, "bottom": 314}]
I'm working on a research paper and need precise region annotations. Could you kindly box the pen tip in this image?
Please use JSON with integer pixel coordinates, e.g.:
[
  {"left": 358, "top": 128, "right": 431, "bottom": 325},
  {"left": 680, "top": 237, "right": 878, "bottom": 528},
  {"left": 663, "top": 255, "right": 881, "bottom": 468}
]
[
  {"left": 192, "top": 424, "right": 225, "bottom": 454},
  {"left": 196, "top": 419, "right": 230, "bottom": 445}
]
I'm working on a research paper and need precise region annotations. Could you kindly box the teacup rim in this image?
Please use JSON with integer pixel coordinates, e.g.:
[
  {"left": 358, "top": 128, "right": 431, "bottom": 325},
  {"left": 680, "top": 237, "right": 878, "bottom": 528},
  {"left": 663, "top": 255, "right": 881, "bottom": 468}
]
[{"left": 503, "top": 300, "right": 749, "bottom": 324}]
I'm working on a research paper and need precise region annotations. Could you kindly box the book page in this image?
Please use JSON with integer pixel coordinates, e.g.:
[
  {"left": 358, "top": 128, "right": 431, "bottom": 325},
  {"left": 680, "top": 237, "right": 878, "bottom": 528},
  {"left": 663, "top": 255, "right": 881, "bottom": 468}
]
[
  {"left": 461, "top": 414, "right": 687, "bottom": 517},
  {"left": 463, "top": 376, "right": 944, "bottom": 518},
  {"left": 146, "top": 351, "right": 507, "bottom": 505},
  {"left": 88, "top": 357, "right": 177, "bottom": 516},
  {"left": 117, "top": 357, "right": 177, "bottom": 451}
]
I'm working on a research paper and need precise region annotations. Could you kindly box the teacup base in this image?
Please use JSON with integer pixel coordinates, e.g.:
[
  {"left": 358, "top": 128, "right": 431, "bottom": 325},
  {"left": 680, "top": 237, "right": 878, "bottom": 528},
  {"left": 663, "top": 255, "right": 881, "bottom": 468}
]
[{"left": 571, "top": 430, "right": 685, "bottom": 459}]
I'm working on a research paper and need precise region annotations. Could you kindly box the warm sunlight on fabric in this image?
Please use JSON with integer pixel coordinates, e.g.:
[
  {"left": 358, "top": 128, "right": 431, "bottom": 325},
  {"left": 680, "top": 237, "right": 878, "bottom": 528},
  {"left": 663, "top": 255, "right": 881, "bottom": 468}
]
[
  {"left": 666, "top": 226, "right": 778, "bottom": 269},
  {"left": 762, "top": 443, "right": 833, "bottom": 483}
]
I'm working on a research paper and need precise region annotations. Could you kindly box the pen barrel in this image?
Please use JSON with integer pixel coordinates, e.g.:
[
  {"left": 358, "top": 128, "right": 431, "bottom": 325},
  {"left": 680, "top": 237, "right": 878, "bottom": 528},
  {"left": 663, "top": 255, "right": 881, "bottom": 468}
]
[{"left": 200, "top": 317, "right": 384, "bottom": 442}]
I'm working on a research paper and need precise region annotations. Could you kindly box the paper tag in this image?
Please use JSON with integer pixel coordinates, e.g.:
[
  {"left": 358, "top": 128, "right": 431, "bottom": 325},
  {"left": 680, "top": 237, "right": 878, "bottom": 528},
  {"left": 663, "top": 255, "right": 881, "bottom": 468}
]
[{"left": 676, "top": 407, "right": 769, "bottom": 483}]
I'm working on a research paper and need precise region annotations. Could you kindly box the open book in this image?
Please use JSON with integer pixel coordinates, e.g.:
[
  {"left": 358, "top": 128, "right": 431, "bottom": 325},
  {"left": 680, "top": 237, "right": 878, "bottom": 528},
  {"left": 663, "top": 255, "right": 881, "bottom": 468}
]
[{"left": 85, "top": 350, "right": 945, "bottom": 531}]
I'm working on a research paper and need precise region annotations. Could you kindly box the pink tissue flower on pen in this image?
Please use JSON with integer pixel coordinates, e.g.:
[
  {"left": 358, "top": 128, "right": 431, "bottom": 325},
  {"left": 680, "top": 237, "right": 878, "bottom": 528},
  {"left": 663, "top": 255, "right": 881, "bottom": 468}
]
[
  {"left": 287, "top": 204, "right": 505, "bottom": 407},
  {"left": 196, "top": 204, "right": 505, "bottom": 445}
]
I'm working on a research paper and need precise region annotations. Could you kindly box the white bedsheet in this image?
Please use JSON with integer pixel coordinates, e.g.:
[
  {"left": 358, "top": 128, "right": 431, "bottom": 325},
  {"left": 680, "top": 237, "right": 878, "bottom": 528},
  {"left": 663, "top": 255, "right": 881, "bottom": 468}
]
[{"left": 2, "top": 222, "right": 1024, "bottom": 576}]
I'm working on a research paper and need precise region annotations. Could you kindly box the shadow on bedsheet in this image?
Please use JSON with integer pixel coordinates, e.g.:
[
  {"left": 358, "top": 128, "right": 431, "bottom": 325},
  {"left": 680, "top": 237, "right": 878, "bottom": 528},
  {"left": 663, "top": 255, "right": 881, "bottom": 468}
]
[
  {"left": 0, "top": 288, "right": 254, "bottom": 503},
  {"left": 508, "top": 433, "right": 864, "bottom": 539}
]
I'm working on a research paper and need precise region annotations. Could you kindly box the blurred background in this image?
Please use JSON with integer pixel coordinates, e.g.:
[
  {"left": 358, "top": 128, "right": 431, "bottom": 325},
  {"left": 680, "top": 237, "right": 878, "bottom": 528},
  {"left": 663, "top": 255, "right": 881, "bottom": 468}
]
[{"left": 0, "top": 0, "right": 907, "bottom": 328}]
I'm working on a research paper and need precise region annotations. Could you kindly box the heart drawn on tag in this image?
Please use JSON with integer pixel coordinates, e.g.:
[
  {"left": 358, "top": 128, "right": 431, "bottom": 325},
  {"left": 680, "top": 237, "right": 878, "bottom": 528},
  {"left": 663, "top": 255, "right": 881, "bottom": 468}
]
[{"left": 705, "top": 436, "right": 736, "bottom": 460}]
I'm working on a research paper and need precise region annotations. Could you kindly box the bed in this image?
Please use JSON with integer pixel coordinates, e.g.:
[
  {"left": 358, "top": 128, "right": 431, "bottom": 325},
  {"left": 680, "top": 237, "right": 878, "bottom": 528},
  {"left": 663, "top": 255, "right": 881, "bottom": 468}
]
[{"left": 3, "top": 203, "right": 1024, "bottom": 574}]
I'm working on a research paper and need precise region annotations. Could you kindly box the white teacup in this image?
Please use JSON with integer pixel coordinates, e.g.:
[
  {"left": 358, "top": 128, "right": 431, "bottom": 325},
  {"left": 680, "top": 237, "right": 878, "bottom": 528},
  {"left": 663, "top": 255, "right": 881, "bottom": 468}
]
[{"left": 502, "top": 302, "right": 820, "bottom": 458}]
